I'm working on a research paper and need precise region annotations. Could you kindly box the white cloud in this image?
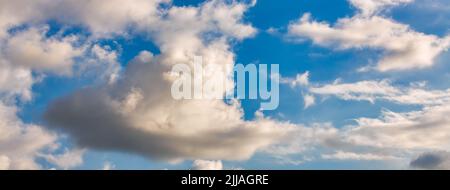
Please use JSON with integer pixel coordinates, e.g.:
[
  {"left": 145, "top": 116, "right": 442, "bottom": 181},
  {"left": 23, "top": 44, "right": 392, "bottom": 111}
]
[
  {"left": 287, "top": 0, "right": 450, "bottom": 71},
  {"left": 309, "top": 80, "right": 400, "bottom": 103},
  {"left": 303, "top": 94, "right": 315, "bottom": 109},
  {"left": 192, "top": 160, "right": 223, "bottom": 170},
  {"left": 0, "top": 0, "right": 51, "bottom": 38},
  {"left": 0, "top": 60, "right": 34, "bottom": 102},
  {"left": 282, "top": 71, "right": 310, "bottom": 88},
  {"left": 3, "top": 27, "right": 84, "bottom": 75},
  {"left": 51, "top": 0, "right": 169, "bottom": 37},
  {"left": 0, "top": 0, "right": 168, "bottom": 38},
  {"left": 264, "top": 123, "right": 339, "bottom": 156},
  {"left": 79, "top": 44, "right": 121, "bottom": 84},
  {"left": 40, "top": 149, "right": 85, "bottom": 170}
]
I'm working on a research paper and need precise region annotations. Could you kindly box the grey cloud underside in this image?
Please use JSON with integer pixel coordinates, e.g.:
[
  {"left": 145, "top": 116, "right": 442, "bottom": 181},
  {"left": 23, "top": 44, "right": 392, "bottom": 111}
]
[
  {"left": 410, "top": 151, "right": 450, "bottom": 169},
  {"left": 45, "top": 94, "right": 274, "bottom": 160}
]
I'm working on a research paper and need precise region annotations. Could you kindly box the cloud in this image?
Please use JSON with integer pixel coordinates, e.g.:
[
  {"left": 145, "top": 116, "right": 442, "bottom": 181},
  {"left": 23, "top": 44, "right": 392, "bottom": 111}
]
[
  {"left": 40, "top": 149, "right": 85, "bottom": 170},
  {"left": 309, "top": 80, "right": 400, "bottom": 103},
  {"left": 281, "top": 72, "right": 315, "bottom": 109},
  {"left": 0, "top": 103, "right": 57, "bottom": 169},
  {"left": 0, "top": 25, "right": 86, "bottom": 102},
  {"left": 410, "top": 151, "right": 450, "bottom": 169},
  {"left": 0, "top": 27, "right": 120, "bottom": 103},
  {"left": 303, "top": 94, "right": 315, "bottom": 109},
  {"left": 3, "top": 26, "right": 84, "bottom": 75},
  {"left": 51, "top": 0, "right": 169, "bottom": 37},
  {"left": 0, "top": 0, "right": 50, "bottom": 38},
  {"left": 191, "top": 160, "right": 223, "bottom": 170},
  {"left": 281, "top": 71, "right": 310, "bottom": 88},
  {"left": 263, "top": 123, "right": 339, "bottom": 156},
  {"left": 45, "top": 51, "right": 291, "bottom": 161},
  {"left": 346, "top": 104, "right": 450, "bottom": 150},
  {"left": 0, "top": 59, "right": 34, "bottom": 102},
  {"left": 287, "top": 0, "right": 450, "bottom": 71},
  {"left": 309, "top": 79, "right": 450, "bottom": 106}
]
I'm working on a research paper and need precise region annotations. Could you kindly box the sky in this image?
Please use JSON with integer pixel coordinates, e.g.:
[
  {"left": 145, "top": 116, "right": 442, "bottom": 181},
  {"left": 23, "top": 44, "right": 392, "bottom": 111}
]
[{"left": 0, "top": 0, "right": 450, "bottom": 170}]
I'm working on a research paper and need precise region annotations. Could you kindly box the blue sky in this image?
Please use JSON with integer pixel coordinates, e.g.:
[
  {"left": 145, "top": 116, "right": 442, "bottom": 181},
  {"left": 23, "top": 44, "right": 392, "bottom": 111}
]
[{"left": 0, "top": 0, "right": 449, "bottom": 170}]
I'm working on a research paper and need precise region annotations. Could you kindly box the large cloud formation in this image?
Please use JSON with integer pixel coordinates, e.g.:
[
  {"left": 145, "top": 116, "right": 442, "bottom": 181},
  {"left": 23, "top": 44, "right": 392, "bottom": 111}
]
[{"left": 44, "top": 0, "right": 295, "bottom": 162}]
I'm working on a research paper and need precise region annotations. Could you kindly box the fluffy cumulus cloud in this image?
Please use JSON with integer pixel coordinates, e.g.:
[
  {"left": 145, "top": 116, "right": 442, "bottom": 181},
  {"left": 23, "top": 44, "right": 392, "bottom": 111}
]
[
  {"left": 287, "top": 0, "right": 450, "bottom": 71},
  {"left": 281, "top": 71, "right": 309, "bottom": 88},
  {"left": 4, "top": 27, "right": 84, "bottom": 75},
  {"left": 0, "top": 60, "right": 34, "bottom": 102},
  {"left": 0, "top": 25, "right": 86, "bottom": 103},
  {"left": 0, "top": 103, "right": 57, "bottom": 169}
]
